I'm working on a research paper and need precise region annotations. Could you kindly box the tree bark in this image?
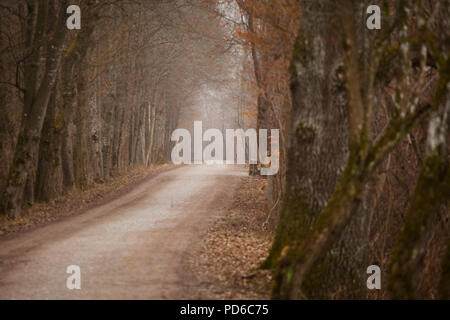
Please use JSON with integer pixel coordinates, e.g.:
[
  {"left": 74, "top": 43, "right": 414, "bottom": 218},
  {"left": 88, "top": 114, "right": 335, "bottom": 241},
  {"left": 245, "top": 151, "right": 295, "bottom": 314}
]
[
  {"left": 388, "top": 90, "right": 450, "bottom": 299},
  {"left": 1, "top": 1, "right": 68, "bottom": 218},
  {"left": 36, "top": 85, "right": 63, "bottom": 201}
]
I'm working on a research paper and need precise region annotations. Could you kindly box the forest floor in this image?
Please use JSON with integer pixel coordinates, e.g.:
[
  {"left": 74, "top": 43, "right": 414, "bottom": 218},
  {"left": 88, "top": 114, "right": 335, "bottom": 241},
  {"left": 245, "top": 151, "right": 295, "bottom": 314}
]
[
  {"left": 0, "top": 164, "right": 176, "bottom": 237},
  {"left": 187, "top": 176, "right": 273, "bottom": 299}
]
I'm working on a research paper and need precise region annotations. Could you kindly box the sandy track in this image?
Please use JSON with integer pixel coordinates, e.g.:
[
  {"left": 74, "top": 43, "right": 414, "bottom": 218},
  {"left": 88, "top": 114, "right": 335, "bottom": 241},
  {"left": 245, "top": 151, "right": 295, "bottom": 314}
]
[{"left": 0, "top": 165, "right": 245, "bottom": 299}]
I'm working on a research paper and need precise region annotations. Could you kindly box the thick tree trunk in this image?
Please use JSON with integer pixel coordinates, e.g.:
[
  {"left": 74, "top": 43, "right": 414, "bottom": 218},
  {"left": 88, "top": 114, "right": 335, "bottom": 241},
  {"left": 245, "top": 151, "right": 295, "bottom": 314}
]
[
  {"left": 265, "top": 0, "right": 349, "bottom": 292},
  {"left": 1, "top": 2, "right": 68, "bottom": 218},
  {"left": 36, "top": 88, "right": 63, "bottom": 202}
]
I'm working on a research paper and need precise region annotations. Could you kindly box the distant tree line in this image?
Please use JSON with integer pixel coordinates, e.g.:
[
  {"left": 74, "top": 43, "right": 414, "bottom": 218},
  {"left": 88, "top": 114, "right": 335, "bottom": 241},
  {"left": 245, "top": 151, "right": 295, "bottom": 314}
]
[{"left": 0, "top": 0, "right": 232, "bottom": 218}]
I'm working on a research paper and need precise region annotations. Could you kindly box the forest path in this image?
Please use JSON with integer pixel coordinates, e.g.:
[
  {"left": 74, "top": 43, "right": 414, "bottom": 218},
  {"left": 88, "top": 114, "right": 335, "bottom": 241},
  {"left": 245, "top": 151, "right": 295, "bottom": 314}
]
[{"left": 0, "top": 165, "right": 245, "bottom": 299}]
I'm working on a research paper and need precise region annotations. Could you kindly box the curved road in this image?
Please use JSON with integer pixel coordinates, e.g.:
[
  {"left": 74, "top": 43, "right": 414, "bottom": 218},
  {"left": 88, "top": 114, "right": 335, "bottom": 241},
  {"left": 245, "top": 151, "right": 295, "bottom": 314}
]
[{"left": 0, "top": 165, "right": 245, "bottom": 299}]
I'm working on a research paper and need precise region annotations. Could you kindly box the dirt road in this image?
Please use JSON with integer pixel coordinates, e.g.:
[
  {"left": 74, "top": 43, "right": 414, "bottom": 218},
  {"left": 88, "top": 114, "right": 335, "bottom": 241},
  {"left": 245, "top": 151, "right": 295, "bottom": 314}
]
[{"left": 0, "top": 165, "right": 245, "bottom": 299}]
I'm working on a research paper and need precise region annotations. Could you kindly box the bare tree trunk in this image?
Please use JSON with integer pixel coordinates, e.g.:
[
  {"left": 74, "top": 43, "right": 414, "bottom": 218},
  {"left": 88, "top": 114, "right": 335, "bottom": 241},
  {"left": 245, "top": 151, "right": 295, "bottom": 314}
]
[
  {"left": 389, "top": 92, "right": 450, "bottom": 299},
  {"left": 148, "top": 103, "right": 157, "bottom": 165},
  {"left": 36, "top": 86, "right": 63, "bottom": 202},
  {"left": 1, "top": 1, "right": 68, "bottom": 218},
  {"left": 248, "top": 12, "right": 263, "bottom": 176},
  {"left": 60, "top": 58, "right": 77, "bottom": 191}
]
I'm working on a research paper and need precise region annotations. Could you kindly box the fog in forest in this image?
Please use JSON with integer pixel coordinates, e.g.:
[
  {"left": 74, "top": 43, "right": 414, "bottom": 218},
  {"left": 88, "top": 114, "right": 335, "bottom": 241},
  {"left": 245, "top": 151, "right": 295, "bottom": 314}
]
[{"left": 0, "top": 0, "right": 449, "bottom": 302}]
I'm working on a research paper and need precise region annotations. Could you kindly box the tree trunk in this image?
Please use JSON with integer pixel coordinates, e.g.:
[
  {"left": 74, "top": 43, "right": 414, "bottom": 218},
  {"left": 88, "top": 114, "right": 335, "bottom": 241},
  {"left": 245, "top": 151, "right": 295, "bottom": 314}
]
[
  {"left": 36, "top": 87, "right": 63, "bottom": 202},
  {"left": 1, "top": 1, "right": 68, "bottom": 218},
  {"left": 388, "top": 92, "right": 450, "bottom": 299}
]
